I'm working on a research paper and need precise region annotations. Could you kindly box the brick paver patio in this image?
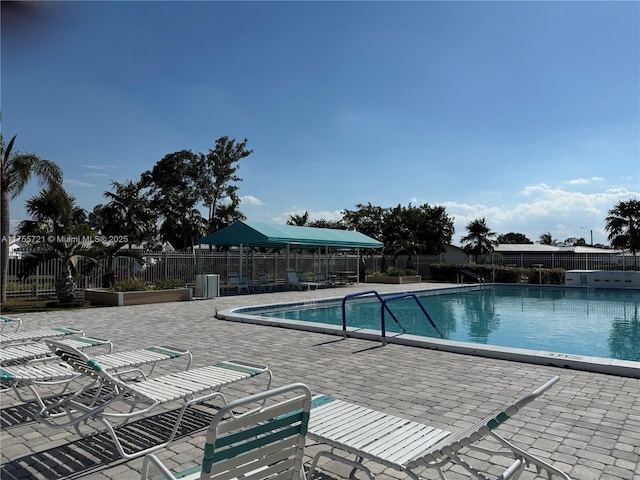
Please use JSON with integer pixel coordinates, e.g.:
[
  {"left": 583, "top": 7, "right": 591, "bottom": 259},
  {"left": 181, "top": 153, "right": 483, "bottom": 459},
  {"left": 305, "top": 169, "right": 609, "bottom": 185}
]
[{"left": 1, "top": 283, "right": 638, "bottom": 479}]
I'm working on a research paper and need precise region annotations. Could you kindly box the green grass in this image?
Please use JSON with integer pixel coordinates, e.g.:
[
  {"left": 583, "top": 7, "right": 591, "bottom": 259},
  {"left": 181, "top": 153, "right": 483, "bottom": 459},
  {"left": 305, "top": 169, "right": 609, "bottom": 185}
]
[{"left": 1, "top": 296, "right": 97, "bottom": 314}]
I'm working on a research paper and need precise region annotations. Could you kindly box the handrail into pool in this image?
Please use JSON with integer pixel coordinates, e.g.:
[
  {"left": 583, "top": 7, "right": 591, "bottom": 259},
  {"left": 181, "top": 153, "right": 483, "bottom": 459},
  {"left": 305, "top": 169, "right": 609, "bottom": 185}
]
[
  {"left": 341, "top": 290, "right": 405, "bottom": 339},
  {"left": 457, "top": 269, "right": 486, "bottom": 286},
  {"left": 381, "top": 293, "right": 444, "bottom": 344}
]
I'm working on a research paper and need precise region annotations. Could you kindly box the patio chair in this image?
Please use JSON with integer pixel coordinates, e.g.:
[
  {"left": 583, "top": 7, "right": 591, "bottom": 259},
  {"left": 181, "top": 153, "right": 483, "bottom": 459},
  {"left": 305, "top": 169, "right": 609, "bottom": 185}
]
[
  {"left": 1, "top": 344, "right": 193, "bottom": 411},
  {"left": 226, "top": 273, "right": 253, "bottom": 294},
  {"left": 314, "top": 272, "right": 332, "bottom": 288},
  {"left": 140, "top": 382, "right": 312, "bottom": 480},
  {"left": 257, "top": 272, "right": 276, "bottom": 292},
  {"left": 307, "top": 376, "right": 570, "bottom": 480},
  {"left": 287, "top": 269, "right": 319, "bottom": 290},
  {"left": 1, "top": 315, "right": 22, "bottom": 333},
  {"left": 0, "top": 326, "right": 84, "bottom": 346},
  {"left": 36, "top": 340, "right": 273, "bottom": 459},
  {"left": 1, "top": 335, "right": 113, "bottom": 366}
]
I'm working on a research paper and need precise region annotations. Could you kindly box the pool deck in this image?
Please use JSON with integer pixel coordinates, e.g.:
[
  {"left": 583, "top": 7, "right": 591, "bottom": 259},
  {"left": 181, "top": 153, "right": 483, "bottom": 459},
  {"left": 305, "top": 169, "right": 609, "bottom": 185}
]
[{"left": 1, "top": 282, "right": 639, "bottom": 480}]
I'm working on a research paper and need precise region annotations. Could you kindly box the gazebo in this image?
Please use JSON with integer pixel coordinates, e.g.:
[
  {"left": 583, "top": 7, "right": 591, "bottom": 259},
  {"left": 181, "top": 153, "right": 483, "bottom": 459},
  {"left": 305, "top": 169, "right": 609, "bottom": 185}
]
[{"left": 198, "top": 221, "right": 383, "bottom": 283}]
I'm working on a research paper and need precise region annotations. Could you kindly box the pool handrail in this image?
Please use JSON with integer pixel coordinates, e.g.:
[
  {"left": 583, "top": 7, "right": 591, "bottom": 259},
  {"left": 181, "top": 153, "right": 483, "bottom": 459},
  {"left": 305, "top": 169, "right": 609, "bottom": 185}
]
[
  {"left": 341, "top": 290, "right": 405, "bottom": 339},
  {"left": 381, "top": 293, "right": 444, "bottom": 344},
  {"left": 457, "top": 269, "right": 486, "bottom": 286}
]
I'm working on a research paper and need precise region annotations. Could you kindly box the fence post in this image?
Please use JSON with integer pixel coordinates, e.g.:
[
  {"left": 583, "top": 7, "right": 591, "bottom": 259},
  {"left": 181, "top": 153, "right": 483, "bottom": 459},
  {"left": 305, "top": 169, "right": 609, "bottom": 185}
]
[{"left": 35, "top": 264, "right": 40, "bottom": 297}]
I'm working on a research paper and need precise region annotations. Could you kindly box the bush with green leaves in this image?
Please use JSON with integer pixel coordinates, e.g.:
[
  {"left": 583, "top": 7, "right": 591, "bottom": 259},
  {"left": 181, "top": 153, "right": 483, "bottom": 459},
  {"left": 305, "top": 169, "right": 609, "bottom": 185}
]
[
  {"left": 153, "top": 278, "right": 186, "bottom": 290},
  {"left": 429, "top": 263, "right": 565, "bottom": 285},
  {"left": 112, "top": 277, "right": 147, "bottom": 292}
]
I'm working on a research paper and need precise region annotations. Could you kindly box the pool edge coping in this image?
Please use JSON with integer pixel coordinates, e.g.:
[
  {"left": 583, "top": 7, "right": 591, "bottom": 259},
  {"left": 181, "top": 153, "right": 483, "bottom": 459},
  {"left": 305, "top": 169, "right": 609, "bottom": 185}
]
[{"left": 217, "top": 285, "right": 640, "bottom": 379}]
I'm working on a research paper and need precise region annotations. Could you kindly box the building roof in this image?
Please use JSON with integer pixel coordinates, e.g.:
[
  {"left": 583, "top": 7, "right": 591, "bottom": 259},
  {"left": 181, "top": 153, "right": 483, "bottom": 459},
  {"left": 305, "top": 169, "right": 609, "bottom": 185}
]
[
  {"left": 198, "top": 221, "right": 384, "bottom": 249},
  {"left": 494, "top": 244, "right": 618, "bottom": 254}
]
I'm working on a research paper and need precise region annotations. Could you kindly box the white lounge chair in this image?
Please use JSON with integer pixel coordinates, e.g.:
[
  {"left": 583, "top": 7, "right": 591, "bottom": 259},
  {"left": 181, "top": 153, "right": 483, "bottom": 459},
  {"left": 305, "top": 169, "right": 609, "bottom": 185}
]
[
  {"left": 0, "top": 326, "right": 84, "bottom": 345},
  {"left": 1, "top": 344, "right": 192, "bottom": 410},
  {"left": 257, "top": 272, "right": 276, "bottom": 292},
  {"left": 287, "top": 269, "right": 319, "bottom": 290},
  {"left": 0, "top": 315, "right": 22, "bottom": 333},
  {"left": 0, "top": 335, "right": 113, "bottom": 366},
  {"left": 140, "top": 382, "right": 312, "bottom": 480},
  {"left": 36, "top": 340, "right": 273, "bottom": 459},
  {"left": 314, "top": 272, "right": 332, "bottom": 288},
  {"left": 307, "top": 376, "right": 570, "bottom": 480},
  {"left": 226, "top": 273, "right": 253, "bottom": 294}
]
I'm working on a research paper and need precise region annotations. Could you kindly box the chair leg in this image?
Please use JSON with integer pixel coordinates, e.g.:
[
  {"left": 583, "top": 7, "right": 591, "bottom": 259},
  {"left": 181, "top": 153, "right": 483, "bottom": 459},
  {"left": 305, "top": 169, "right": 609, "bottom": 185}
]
[{"left": 308, "top": 450, "right": 374, "bottom": 480}]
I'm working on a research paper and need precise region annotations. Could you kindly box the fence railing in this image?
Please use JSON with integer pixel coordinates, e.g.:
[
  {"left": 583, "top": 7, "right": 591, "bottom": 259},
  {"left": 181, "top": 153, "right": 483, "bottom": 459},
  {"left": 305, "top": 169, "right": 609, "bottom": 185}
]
[
  {"left": 5, "top": 249, "right": 365, "bottom": 297},
  {"left": 4, "top": 249, "right": 638, "bottom": 297}
]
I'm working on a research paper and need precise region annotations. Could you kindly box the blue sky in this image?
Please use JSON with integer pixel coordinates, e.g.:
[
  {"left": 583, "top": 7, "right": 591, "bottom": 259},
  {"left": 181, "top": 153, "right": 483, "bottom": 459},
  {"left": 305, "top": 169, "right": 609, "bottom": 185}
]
[{"left": 3, "top": 1, "right": 639, "bottom": 246}]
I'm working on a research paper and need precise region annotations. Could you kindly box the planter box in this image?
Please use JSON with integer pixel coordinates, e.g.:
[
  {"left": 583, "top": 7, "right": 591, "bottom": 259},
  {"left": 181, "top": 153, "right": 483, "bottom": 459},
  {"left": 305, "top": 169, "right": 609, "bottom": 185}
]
[
  {"left": 85, "top": 288, "right": 192, "bottom": 307},
  {"left": 365, "top": 275, "right": 422, "bottom": 284}
]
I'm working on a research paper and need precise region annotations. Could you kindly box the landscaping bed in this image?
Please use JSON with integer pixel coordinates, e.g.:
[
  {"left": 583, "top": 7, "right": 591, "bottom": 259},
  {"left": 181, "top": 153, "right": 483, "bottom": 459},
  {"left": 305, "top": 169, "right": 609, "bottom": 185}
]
[{"left": 84, "top": 288, "right": 192, "bottom": 307}]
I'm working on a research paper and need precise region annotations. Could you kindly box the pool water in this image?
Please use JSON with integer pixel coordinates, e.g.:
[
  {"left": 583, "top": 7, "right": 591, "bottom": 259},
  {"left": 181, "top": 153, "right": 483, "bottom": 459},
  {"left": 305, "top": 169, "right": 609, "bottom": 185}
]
[{"left": 260, "top": 286, "right": 640, "bottom": 362}]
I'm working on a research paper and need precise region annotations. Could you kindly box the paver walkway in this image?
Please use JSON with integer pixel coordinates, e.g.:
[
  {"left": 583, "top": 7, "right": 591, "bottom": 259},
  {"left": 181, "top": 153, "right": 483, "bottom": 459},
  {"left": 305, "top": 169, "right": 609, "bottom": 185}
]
[{"left": 1, "top": 282, "right": 639, "bottom": 480}]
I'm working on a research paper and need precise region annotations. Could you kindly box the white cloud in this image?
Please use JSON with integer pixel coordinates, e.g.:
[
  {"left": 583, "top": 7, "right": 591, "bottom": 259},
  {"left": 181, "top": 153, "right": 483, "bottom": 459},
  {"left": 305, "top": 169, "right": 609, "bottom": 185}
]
[
  {"left": 444, "top": 184, "right": 639, "bottom": 245},
  {"left": 64, "top": 179, "right": 99, "bottom": 188},
  {"left": 563, "top": 177, "right": 604, "bottom": 185},
  {"left": 80, "top": 164, "right": 117, "bottom": 170},
  {"left": 309, "top": 210, "right": 344, "bottom": 222},
  {"left": 240, "top": 195, "right": 264, "bottom": 205}
]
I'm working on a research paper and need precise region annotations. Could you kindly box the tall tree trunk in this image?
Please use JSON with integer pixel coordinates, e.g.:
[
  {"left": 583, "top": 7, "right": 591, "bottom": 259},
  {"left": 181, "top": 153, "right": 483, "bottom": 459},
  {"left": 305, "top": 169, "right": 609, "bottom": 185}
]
[{"left": 1, "top": 190, "right": 10, "bottom": 303}]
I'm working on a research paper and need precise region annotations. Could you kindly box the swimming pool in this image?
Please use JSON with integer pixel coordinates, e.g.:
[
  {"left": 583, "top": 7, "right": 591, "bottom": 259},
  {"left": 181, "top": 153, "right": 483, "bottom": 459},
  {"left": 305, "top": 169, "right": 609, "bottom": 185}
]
[{"left": 219, "top": 285, "right": 640, "bottom": 377}]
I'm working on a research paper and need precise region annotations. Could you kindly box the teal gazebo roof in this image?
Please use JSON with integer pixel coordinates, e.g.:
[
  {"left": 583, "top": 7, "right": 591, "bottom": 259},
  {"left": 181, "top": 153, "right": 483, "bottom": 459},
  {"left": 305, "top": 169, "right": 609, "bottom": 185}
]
[{"left": 198, "top": 221, "right": 383, "bottom": 249}]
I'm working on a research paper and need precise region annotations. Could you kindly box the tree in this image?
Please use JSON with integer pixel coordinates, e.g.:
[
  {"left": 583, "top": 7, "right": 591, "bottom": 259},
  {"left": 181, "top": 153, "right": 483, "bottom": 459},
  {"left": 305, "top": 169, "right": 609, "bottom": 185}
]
[
  {"left": 101, "top": 179, "right": 155, "bottom": 245},
  {"left": 1, "top": 134, "right": 64, "bottom": 302},
  {"left": 342, "top": 203, "right": 386, "bottom": 242},
  {"left": 605, "top": 198, "right": 640, "bottom": 269},
  {"left": 538, "top": 232, "right": 558, "bottom": 246},
  {"left": 208, "top": 198, "right": 246, "bottom": 233},
  {"left": 381, "top": 203, "right": 455, "bottom": 269},
  {"left": 143, "top": 137, "right": 250, "bottom": 250},
  {"left": 287, "top": 212, "right": 310, "bottom": 226},
  {"left": 88, "top": 204, "right": 107, "bottom": 232},
  {"left": 197, "top": 136, "right": 251, "bottom": 225},
  {"left": 496, "top": 232, "right": 533, "bottom": 244},
  {"left": 561, "top": 237, "right": 587, "bottom": 247},
  {"left": 142, "top": 150, "right": 205, "bottom": 250},
  {"left": 342, "top": 202, "right": 454, "bottom": 269},
  {"left": 17, "top": 188, "right": 98, "bottom": 303},
  {"left": 461, "top": 218, "right": 498, "bottom": 263},
  {"left": 308, "top": 219, "right": 344, "bottom": 229},
  {"left": 412, "top": 204, "right": 455, "bottom": 255},
  {"left": 97, "top": 179, "right": 155, "bottom": 287}
]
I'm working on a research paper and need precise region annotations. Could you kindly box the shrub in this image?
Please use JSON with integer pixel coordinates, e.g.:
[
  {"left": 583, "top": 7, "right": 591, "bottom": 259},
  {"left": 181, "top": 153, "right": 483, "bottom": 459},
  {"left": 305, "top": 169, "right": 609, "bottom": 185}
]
[
  {"left": 383, "top": 267, "right": 418, "bottom": 277},
  {"left": 429, "top": 263, "right": 565, "bottom": 285},
  {"left": 112, "top": 277, "right": 147, "bottom": 292},
  {"left": 153, "top": 278, "right": 186, "bottom": 290}
]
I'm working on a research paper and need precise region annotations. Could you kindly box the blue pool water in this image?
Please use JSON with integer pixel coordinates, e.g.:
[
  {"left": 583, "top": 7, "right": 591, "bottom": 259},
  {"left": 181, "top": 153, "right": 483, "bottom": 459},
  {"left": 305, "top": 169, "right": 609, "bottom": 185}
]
[{"left": 259, "top": 286, "right": 640, "bottom": 362}]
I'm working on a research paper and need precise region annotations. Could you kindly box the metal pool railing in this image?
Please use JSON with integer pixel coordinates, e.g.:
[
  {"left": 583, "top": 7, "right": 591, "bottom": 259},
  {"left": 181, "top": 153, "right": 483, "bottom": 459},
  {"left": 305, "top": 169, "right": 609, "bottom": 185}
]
[
  {"left": 341, "top": 290, "right": 443, "bottom": 344},
  {"left": 457, "top": 269, "right": 486, "bottom": 286}
]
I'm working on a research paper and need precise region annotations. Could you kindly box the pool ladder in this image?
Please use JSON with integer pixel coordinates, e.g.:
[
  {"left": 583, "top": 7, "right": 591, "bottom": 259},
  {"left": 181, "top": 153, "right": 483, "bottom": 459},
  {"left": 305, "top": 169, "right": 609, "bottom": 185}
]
[
  {"left": 457, "top": 269, "right": 486, "bottom": 287},
  {"left": 341, "top": 290, "right": 443, "bottom": 344}
]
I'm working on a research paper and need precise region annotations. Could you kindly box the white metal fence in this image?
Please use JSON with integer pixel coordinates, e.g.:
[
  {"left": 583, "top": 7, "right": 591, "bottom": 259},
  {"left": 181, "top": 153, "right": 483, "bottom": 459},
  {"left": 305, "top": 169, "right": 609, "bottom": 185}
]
[
  {"left": 4, "top": 249, "right": 638, "bottom": 297},
  {"left": 482, "top": 252, "right": 637, "bottom": 271},
  {"left": 5, "top": 249, "right": 365, "bottom": 297}
]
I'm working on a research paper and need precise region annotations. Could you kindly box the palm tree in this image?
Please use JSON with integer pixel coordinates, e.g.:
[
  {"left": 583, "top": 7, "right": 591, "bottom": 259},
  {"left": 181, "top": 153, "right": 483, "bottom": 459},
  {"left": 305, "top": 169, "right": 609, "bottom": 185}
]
[
  {"left": 101, "top": 179, "right": 155, "bottom": 244},
  {"left": 461, "top": 218, "right": 498, "bottom": 263},
  {"left": 538, "top": 232, "right": 558, "bottom": 246},
  {"left": 17, "top": 188, "right": 98, "bottom": 303},
  {"left": 1, "top": 134, "right": 64, "bottom": 302},
  {"left": 98, "top": 179, "right": 154, "bottom": 286},
  {"left": 605, "top": 198, "right": 640, "bottom": 269},
  {"left": 287, "top": 212, "right": 310, "bottom": 226}
]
